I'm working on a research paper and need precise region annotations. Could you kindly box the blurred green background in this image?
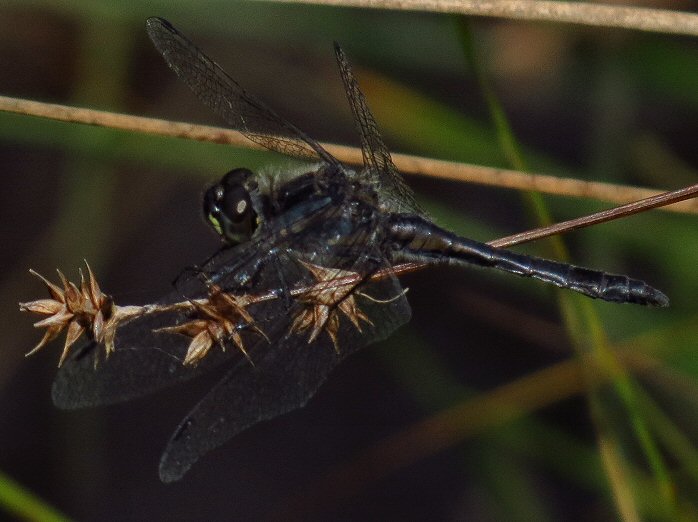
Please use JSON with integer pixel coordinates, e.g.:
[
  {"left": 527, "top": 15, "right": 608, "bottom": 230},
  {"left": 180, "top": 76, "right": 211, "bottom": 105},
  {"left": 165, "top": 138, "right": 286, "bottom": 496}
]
[{"left": 1, "top": 1, "right": 697, "bottom": 520}]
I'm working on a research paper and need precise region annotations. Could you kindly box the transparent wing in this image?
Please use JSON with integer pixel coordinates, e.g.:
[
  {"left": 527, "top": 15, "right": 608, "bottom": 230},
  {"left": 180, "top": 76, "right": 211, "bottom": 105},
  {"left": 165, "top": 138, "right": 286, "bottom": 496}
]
[
  {"left": 333, "top": 43, "right": 423, "bottom": 214},
  {"left": 52, "top": 173, "right": 411, "bottom": 448},
  {"left": 51, "top": 238, "right": 269, "bottom": 408},
  {"left": 158, "top": 250, "right": 410, "bottom": 482},
  {"left": 53, "top": 192, "right": 411, "bottom": 481},
  {"left": 146, "top": 17, "right": 338, "bottom": 164}
]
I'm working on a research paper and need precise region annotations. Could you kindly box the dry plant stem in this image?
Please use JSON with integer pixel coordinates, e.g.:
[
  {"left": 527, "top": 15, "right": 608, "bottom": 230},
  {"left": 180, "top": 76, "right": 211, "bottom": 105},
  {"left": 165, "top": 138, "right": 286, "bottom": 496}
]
[
  {"left": 489, "top": 182, "right": 698, "bottom": 249},
  {"left": 2, "top": 95, "right": 697, "bottom": 215},
  {"left": 265, "top": 0, "right": 698, "bottom": 37},
  {"left": 0, "top": 95, "right": 253, "bottom": 148},
  {"left": 393, "top": 152, "right": 698, "bottom": 215}
]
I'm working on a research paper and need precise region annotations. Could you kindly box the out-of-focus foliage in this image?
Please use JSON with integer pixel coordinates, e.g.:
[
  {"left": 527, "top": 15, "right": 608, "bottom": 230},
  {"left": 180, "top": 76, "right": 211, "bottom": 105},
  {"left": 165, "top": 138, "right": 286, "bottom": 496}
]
[{"left": 1, "top": 1, "right": 696, "bottom": 521}]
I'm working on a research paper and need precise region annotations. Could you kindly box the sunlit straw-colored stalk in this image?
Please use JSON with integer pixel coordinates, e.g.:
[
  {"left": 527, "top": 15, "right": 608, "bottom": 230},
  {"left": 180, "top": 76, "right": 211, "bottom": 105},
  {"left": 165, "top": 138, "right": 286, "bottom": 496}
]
[
  {"left": 263, "top": 0, "right": 698, "bottom": 37},
  {"left": 2, "top": 95, "right": 697, "bottom": 214}
]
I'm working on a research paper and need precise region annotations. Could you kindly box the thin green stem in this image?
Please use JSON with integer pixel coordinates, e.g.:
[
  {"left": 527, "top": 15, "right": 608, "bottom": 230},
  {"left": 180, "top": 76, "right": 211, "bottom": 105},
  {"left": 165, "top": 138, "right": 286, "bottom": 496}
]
[
  {"left": 0, "top": 470, "right": 72, "bottom": 522},
  {"left": 456, "top": 17, "right": 676, "bottom": 517}
]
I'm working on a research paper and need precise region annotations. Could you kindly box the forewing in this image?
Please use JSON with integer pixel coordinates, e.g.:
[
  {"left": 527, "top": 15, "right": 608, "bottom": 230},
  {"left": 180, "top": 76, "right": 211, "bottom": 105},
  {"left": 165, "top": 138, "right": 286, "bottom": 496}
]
[
  {"left": 145, "top": 17, "right": 337, "bottom": 164},
  {"left": 333, "top": 43, "right": 422, "bottom": 214}
]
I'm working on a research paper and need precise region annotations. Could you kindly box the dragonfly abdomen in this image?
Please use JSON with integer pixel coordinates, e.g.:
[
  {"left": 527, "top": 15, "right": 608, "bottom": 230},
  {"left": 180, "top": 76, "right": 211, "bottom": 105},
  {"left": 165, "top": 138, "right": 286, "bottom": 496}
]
[{"left": 387, "top": 214, "right": 668, "bottom": 307}]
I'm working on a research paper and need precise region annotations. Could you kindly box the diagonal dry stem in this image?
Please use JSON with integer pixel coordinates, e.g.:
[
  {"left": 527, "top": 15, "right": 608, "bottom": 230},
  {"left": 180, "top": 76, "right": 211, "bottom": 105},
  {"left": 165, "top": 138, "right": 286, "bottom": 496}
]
[{"left": 2, "top": 95, "right": 697, "bottom": 214}]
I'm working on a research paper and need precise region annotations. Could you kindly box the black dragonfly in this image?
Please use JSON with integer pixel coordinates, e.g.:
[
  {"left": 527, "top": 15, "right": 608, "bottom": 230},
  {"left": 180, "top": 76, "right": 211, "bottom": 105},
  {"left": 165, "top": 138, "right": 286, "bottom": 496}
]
[{"left": 43, "top": 17, "right": 668, "bottom": 482}]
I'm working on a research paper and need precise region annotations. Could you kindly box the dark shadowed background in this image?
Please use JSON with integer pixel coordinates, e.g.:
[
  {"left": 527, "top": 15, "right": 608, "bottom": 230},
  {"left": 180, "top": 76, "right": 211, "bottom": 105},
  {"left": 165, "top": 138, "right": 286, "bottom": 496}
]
[{"left": 1, "top": 1, "right": 697, "bottom": 521}]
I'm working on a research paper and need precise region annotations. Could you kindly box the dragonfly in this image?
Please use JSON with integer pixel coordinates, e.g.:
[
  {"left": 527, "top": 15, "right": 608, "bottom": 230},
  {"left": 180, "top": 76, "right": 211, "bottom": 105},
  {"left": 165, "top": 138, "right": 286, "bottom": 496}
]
[{"left": 24, "top": 17, "right": 668, "bottom": 483}]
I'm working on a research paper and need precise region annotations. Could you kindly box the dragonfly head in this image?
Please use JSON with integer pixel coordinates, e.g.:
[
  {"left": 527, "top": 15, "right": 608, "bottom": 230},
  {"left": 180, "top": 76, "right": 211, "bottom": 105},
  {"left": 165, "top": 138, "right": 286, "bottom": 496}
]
[{"left": 203, "top": 168, "right": 259, "bottom": 245}]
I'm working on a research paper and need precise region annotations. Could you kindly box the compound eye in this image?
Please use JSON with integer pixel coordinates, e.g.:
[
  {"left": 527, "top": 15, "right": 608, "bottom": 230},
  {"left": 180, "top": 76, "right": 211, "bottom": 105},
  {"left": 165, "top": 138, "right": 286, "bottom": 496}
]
[
  {"left": 222, "top": 185, "right": 252, "bottom": 223},
  {"left": 204, "top": 168, "right": 257, "bottom": 245}
]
